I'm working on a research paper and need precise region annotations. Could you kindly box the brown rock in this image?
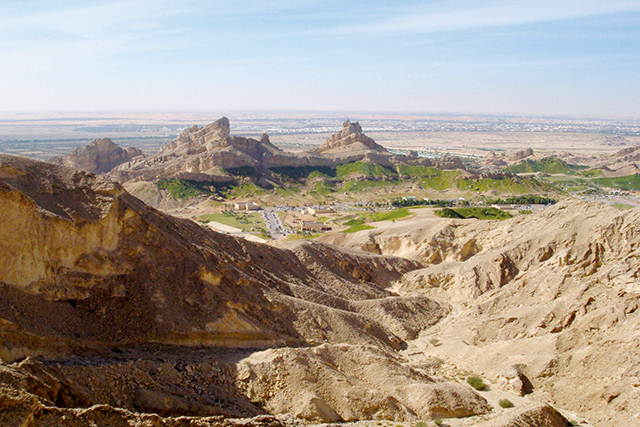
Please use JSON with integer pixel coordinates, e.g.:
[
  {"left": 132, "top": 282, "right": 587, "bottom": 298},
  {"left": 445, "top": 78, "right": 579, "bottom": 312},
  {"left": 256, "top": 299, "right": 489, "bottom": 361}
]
[{"left": 48, "top": 138, "right": 143, "bottom": 173}]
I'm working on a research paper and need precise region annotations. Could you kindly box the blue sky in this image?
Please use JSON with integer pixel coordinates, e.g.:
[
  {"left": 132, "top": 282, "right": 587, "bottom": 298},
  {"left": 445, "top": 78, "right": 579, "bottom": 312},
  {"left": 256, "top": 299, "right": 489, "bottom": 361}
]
[{"left": 1, "top": 0, "right": 639, "bottom": 117}]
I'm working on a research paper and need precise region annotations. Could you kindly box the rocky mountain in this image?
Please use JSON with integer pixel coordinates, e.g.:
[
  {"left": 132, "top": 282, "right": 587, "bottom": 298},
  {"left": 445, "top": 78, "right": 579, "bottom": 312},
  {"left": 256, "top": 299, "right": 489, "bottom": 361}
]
[
  {"left": 108, "top": 117, "right": 463, "bottom": 185},
  {"left": 318, "top": 199, "right": 640, "bottom": 426},
  {"left": 313, "top": 119, "right": 387, "bottom": 153},
  {"left": 1, "top": 154, "right": 535, "bottom": 426},
  {"left": 587, "top": 145, "right": 640, "bottom": 177},
  {"left": 48, "top": 138, "right": 143, "bottom": 173}
]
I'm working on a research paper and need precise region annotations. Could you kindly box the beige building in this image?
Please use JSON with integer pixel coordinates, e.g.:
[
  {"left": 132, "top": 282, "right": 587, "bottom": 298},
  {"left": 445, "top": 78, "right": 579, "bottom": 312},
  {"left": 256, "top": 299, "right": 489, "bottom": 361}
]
[
  {"left": 234, "top": 202, "right": 262, "bottom": 211},
  {"left": 308, "top": 207, "right": 335, "bottom": 215},
  {"left": 300, "top": 221, "right": 331, "bottom": 232}
]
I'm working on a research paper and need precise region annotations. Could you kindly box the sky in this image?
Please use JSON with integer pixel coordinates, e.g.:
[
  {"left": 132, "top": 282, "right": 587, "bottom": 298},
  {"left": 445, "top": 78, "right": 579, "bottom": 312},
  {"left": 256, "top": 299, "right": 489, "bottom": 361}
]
[{"left": 1, "top": 0, "right": 639, "bottom": 118}]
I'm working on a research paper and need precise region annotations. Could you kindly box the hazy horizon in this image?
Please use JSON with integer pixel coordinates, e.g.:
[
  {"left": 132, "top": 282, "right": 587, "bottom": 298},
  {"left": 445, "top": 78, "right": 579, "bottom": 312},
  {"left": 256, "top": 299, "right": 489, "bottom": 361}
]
[{"left": 2, "top": 1, "right": 639, "bottom": 118}]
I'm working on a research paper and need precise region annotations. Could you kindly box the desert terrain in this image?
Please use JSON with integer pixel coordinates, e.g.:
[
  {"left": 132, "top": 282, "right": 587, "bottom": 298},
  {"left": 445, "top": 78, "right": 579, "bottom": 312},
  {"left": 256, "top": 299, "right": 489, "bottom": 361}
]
[{"left": 1, "top": 113, "right": 640, "bottom": 426}]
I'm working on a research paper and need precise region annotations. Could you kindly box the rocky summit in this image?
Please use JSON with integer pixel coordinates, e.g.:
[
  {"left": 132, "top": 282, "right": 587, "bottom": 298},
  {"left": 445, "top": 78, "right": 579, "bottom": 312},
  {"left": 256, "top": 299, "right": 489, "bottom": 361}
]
[
  {"left": 313, "top": 119, "right": 387, "bottom": 153},
  {"left": 48, "top": 138, "right": 143, "bottom": 174},
  {"left": 108, "top": 117, "right": 463, "bottom": 184}
]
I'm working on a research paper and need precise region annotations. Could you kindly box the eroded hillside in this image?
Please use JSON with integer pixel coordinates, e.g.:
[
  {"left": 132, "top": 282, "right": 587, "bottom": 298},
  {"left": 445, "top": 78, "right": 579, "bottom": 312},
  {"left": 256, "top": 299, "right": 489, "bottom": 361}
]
[
  {"left": 320, "top": 200, "right": 640, "bottom": 426},
  {"left": 1, "top": 154, "right": 530, "bottom": 426}
]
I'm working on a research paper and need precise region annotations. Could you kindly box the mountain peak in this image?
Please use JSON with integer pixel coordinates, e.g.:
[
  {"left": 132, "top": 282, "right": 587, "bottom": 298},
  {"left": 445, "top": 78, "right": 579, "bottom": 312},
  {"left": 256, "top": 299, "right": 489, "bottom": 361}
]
[{"left": 315, "top": 119, "right": 386, "bottom": 153}]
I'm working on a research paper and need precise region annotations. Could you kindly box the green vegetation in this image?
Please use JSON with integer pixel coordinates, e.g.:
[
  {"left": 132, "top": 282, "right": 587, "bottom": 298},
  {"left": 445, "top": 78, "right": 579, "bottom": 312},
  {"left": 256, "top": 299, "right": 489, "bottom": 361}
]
[
  {"left": 503, "top": 157, "right": 588, "bottom": 174},
  {"left": 343, "top": 223, "right": 375, "bottom": 233},
  {"left": 612, "top": 203, "right": 636, "bottom": 210},
  {"left": 369, "top": 208, "right": 411, "bottom": 222},
  {"left": 415, "top": 421, "right": 428, "bottom": 427},
  {"left": 342, "top": 179, "right": 396, "bottom": 193},
  {"left": 434, "top": 419, "right": 443, "bottom": 426},
  {"left": 340, "top": 208, "right": 411, "bottom": 232},
  {"left": 391, "top": 198, "right": 461, "bottom": 208},
  {"left": 435, "top": 207, "right": 513, "bottom": 220},
  {"left": 578, "top": 169, "right": 603, "bottom": 177},
  {"left": 467, "top": 376, "right": 487, "bottom": 391},
  {"left": 486, "top": 195, "right": 556, "bottom": 205},
  {"left": 157, "top": 179, "right": 208, "bottom": 199},
  {"left": 336, "top": 161, "right": 396, "bottom": 179},
  {"left": 419, "top": 170, "right": 461, "bottom": 191},
  {"left": 457, "top": 176, "right": 550, "bottom": 194},
  {"left": 199, "top": 211, "right": 268, "bottom": 236},
  {"left": 593, "top": 174, "right": 640, "bottom": 191},
  {"left": 270, "top": 166, "right": 336, "bottom": 180},
  {"left": 498, "top": 399, "right": 514, "bottom": 408}
]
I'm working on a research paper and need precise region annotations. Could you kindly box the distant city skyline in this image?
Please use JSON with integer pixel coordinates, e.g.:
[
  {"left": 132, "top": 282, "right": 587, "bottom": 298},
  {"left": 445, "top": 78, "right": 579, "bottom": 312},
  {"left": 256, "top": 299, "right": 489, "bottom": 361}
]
[{"left": 1, "top": 1, "right": 639, "bottom": 118}]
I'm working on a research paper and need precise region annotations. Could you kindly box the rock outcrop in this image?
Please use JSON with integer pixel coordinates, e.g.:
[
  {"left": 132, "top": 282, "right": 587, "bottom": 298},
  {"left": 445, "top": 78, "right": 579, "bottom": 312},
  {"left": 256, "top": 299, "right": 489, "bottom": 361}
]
[
  {"left": 48, "top": 138, "right": 143, "bottom": 173},
  {"left": 1, "top": 154, "right": 506, "bottom": 425},
  {"left": 319, "top": 199, "right": 640, "bottom": 426},
  {"left": 108, "top": 117, "right": 465, "bottom": 185},
  {"left": 314, "top": 119, "right": 386, "bottom": 153}
]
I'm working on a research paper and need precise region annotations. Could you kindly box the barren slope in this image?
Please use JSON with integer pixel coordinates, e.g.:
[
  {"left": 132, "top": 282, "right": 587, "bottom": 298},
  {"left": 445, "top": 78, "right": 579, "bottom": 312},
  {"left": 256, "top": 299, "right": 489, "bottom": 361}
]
[
  {"left": 321, "top": 201, "right": 640, "bottom": 426},
  {"left": 1, "top": 154, "right": 527, "bottom": 426}
]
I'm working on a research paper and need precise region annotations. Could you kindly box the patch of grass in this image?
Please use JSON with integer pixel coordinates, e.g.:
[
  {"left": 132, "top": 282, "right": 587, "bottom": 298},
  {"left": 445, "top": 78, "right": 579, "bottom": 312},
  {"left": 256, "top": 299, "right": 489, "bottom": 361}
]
[
  {"left": 200, "top": 212, "right": 266, "bottom": 233},
  {"left": 578, "top": 169, "right": 602, "bottom": 177},
  {"left": 341, "top": 179, "right": 397, "bottom": 193},
  {"left": 499, "top": 399, "right": 514, "bottom": 408},
  {"left": 369, "top": 208, "right": 411, "bottom": 222},
  {"left": 593, "top": 174, "right": 640, "bottom": 191},
  {"left": 467, "top": 376, "right": 486, "bottom": 391},
  {"left": 270, "top": 166, "right": 336, "bottom": 180},
  {"left": 612, "top": 203, "right": 636, "bottom": 210},
  {"left": 419, "top": 170, "right": 461, "bottom": 191},
  {"left": 503, "top": 157, "right": 587, "bottom": 174},
  {"left": 157, "top": 179, "right": 208, "bottom": 199},
  {"left": 415, "top": 421, "right": 428, "bottom": 427},
  {"left": 435, "top": 207, "right": 512, "bottom": 220},
  {"left": 336, "top": 161, "right": 397, "bottom": 179},
  {"left": 457, "top": 176, "right": 550, "bottom": 194},
  {"left": 343, "top": 223, "right": 375, "bottom": 233}
]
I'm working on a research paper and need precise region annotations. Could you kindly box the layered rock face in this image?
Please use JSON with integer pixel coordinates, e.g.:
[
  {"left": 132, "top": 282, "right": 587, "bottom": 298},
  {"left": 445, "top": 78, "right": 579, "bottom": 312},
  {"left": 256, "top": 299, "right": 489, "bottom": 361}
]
[
  {"left": 109, "top": 117, "right": 333, "bottom": 182},
  {"left": 314, "top": 119, "right": 387, "bottom": 153},
  {"left": 48, "top": 138, "right": 143, "bottom": 173},
  {"left": 319, "top": 199, "right": 640, "bottom": 426},
  {"left": 0, "top": 154, "right": 506, "bottom": 425},
  {"left": 109, "top": 117, "right": 464, "bottom": 185}
]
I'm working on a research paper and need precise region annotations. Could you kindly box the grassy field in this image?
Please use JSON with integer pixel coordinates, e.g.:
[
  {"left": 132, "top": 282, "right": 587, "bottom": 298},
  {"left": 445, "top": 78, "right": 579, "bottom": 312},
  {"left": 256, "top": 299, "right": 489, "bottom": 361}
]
[
  {"left": 435, "top": 207, "right": 513, "bottom": 220},
  {"left": 503, "top": 157, "right": 588, "bottom": 174},
  {"left": 200, "top": 212, "right": 267, "bottom": 234},
  {"left": 593, "top": 174, "right": 640, "bottom": 191},
  {"left": 340, "top": 208, "right": 412, "bottom": 233}
]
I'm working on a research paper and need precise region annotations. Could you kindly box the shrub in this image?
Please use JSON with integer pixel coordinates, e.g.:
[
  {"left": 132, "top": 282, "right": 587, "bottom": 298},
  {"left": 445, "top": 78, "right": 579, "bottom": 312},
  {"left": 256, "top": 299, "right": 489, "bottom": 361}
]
[
  {"left": 434, "top": 419, "right": 443, "bottom": 426},
  {"left": 467, "top": 376, "right": 486, "bottom": 391},
  {"left": 498, "top": 399, "right": 514, "bottom": 408},
  {"left": 415, "top": 421, "right": 428, "bottom": 427}
]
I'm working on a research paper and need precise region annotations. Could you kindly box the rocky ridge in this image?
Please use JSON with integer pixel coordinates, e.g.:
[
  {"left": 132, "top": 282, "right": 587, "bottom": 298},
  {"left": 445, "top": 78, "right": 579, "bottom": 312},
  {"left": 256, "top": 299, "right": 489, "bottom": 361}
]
[
  {"left": 108, "top": 117, "right": 463, "bottom": 184},
  {"left": 48, "top": 138, "right": 143, "bottom": 174},
  {"left": 318, "top": 199, "right": 640, "bottom": 426},
  {"left": 0, "top": 154, "right": 532, "bottom": 426}
]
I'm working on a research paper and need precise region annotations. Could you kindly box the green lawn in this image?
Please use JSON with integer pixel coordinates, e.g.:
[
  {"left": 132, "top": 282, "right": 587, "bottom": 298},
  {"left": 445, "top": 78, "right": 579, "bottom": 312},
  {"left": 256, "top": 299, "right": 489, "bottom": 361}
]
[
  {"left": 200, "top": 212, "right": 267, "bottom": 233},
  {"left": 435, "top": 207, "right": 513, "bottom": 220},
  {"left": 369, "top": 208, "right": 412, "bottom": 222}
]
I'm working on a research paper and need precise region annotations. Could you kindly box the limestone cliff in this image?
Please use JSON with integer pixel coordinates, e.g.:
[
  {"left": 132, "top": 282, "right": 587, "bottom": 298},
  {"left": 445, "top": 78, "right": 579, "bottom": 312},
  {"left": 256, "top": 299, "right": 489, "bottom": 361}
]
[
  {"left": 48, "top": 138, "right": 143, "bottom": 173},
  {"left": 2, "top": 154, "right": 512, "bottom": 425},
  {"left": 109, "top": 117, "right": 464, "bottom": 185},
  {"left": 319, "top": 199, "right": 640, "bottom": 426},
  {"left": 313, "top": 119, "right": 387, "bottom": 153}
]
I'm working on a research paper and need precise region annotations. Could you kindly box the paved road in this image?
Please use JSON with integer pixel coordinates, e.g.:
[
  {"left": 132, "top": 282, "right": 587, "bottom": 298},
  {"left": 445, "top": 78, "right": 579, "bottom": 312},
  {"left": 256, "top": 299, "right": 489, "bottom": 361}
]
[{"left": 262, "top": 208, "right": 289, "bottom": 239}]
